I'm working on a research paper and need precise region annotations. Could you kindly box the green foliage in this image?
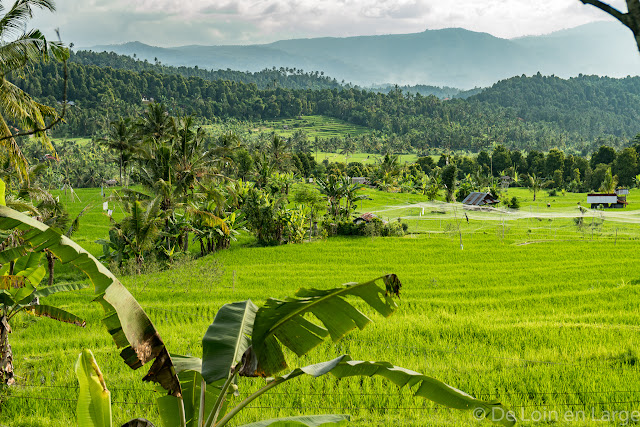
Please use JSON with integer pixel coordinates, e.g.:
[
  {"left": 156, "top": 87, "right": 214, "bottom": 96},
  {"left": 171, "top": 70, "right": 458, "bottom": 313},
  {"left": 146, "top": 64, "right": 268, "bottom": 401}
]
[
  {"left": 441, "top": 165, "right": 457, "bottom": 202},
  {"left": 0, "top": 205, "right": 181, "bottom": 395},
  {"left": 17, "top": 53, "right": 640, "bottom": 156},
  {"left": 242, "top": 187, "right": 306, "bottom": 246},
  {"left": 504, "top": 196, "right": 520, "bottom": 210},
  {"left": 75, "top": 349, "right": 112, "bottom": 427}
]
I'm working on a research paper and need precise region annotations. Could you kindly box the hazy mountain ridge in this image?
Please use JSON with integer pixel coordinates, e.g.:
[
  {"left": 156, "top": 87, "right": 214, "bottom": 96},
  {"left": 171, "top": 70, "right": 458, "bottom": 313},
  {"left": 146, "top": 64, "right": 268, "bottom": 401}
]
[{"left": 86, "top": 22, "right": 640, "bottom": 89}]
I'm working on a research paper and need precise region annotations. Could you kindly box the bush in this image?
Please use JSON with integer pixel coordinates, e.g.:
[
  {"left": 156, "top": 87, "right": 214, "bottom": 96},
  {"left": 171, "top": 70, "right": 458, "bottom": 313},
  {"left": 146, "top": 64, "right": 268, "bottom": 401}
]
[
  {"left": 324, "top": 218, "right": 407, "bottom": 237},
  {"left": 505, "top": 196, "right": 520, "bottom": 210}
]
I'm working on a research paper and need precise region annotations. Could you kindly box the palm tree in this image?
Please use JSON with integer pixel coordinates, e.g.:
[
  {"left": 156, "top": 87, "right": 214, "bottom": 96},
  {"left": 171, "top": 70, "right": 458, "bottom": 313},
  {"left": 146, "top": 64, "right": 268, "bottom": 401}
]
[
  {"left": 117, "top": 197, "right": 163, "bottom": 271},
  {"left": 137, "top": 102, "right": 175, "bottom": 148},
  {"left": 528, "top": 173, "right": 542, "bottom": 201},
  {"left": 173, "top": 116, "right": 215, "bottom": 198},
  {"left": 268, "top": 134, "right": 290, "bottom": 172},
  {"left": 101, "top": 118, "right": 136, "bottom": 186},
  {"left": 0, "top": 0, "right": 68, "bottom": 183}
]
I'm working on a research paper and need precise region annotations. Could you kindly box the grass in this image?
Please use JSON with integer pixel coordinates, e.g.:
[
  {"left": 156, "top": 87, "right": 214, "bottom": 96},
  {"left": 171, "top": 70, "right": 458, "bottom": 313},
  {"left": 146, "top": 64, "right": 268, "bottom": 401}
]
[{"left": 4, "top": 186, "right": 640, "bottom": 426}]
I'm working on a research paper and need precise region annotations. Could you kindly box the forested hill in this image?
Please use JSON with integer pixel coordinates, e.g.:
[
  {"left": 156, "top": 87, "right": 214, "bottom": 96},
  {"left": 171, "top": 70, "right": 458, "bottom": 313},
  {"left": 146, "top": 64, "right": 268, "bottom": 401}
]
[
  {"left": 16, "top": 58, "right": 640, "bottom": 153},
  {"left": 471, "top": 74, "right": 640, "bottom": 138},
  {"left": 70, "top": 50, "right": 344, "bottom": 90}
]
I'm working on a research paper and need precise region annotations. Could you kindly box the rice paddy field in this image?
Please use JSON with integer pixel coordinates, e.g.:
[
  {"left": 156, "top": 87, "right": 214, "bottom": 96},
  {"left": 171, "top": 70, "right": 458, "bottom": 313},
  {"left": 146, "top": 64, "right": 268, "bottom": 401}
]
[
  {"left": 3, "top": 186, "right": 640, "bottom": 426},
  {"left": 251, "top": 115, "right": 373, "bottom": 140}
]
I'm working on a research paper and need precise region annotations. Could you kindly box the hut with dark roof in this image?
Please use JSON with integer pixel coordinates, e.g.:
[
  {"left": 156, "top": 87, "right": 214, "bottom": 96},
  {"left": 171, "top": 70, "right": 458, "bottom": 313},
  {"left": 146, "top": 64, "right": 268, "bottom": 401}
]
[{"left": 462, "top": 192, "right": 500, "bottom": 208}]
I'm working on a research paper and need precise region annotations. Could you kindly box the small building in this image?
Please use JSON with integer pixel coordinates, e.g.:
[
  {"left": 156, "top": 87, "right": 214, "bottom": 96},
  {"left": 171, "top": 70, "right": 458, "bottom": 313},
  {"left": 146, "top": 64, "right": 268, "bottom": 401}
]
[
  {"left": 351, "top": 177, "right": 369, "bottom": 185},
  {"left": 462, "top": 192, "right": 500, "bottom": 207},
  {"left": 587, "top": 193, "right": 627, "bottom": 209},
  {"left": 354, "top": 212, "right": 378, "bottom": 224}
]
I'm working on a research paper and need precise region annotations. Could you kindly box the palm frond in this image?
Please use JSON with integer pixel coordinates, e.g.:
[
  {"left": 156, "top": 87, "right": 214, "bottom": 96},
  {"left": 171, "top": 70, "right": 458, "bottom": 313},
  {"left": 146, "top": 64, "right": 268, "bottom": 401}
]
[{"left": 0, "top": 0, "right": 56, "bottom": 43}]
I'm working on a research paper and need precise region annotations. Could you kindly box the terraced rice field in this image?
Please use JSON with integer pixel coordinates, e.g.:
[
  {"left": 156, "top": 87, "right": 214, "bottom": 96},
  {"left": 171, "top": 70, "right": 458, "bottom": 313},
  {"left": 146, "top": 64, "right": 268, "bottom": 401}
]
[{"left": 3, "top": 187, "right": 640, "bottom": 426}]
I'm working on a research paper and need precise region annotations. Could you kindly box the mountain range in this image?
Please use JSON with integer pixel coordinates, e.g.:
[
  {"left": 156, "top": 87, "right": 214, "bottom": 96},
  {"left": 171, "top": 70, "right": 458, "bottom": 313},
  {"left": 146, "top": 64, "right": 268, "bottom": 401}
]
[{"left": 85, "top": 21, "right": 640, "bottom": 89}]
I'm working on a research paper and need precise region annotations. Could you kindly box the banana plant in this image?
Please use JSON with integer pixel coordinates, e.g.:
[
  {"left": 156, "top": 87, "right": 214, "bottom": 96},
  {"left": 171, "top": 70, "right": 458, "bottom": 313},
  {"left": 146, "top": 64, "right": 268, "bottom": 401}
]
[
  {"left": 0, "top": 205, "right": 183, "bottom": 400},
  {"left": 0, "top": 250, "right": 87, "bottom": 386},
  {"left": 152, "top": 275, "right": 516, "bottom": 427}
]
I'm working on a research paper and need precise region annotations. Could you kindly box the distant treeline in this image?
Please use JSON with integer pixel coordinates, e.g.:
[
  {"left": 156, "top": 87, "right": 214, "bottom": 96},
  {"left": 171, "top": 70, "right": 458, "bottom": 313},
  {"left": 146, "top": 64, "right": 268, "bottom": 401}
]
[
  {"left": 15, "top": 53, "right": 640, "bottom": 154},
  {"left": 70, "top": 50, "right": 344, "bottom": 90}
]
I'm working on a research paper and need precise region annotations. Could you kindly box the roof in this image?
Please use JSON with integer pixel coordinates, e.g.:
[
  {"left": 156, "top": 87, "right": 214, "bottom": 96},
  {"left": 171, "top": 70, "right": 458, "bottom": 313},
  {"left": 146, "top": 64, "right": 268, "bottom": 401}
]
[
  {"left": 356, "top": 212, "right": 378, "bottom": 222},
  {"left": 462, "top": 192, "right": 499, "bottom": 206}
]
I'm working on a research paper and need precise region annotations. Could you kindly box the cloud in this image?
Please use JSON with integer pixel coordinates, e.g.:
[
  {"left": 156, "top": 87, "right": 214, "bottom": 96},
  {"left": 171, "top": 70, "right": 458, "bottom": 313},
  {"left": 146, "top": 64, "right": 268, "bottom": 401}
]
[{"left": 30, "top": 0, "right": 630, "bottom": 47}]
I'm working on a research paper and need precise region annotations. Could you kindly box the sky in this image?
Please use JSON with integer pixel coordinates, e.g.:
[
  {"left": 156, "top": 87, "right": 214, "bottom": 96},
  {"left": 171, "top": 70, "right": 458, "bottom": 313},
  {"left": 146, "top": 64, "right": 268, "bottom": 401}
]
[{"left": 31, "top": 0, "right": 629, "bottom": 48}]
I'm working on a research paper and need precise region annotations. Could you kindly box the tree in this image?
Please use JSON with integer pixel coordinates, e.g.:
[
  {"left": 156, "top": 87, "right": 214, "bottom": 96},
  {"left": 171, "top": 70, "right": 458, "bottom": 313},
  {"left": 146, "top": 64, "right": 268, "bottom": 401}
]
[
  {"left": 101, "top": 118, "right": 136, "bottom": 186},
  {"left": 491, "top": 145, "right": 511, "bottom": 177},
  {"left": 613, "top": 147, "right": 638, "bottom": 187},
  {"left": 0, "top": 250, "right": 86, "bottom": 386},
  {"left": 590, "top": 145, "right": 616, "bottom": 169},
  {"left": 528, "top": 173, "right": 542, "bottom": 201},
  {"left": 0, "top": 0, "right": 68, "bottom": 183},
  {"left": 441, "top": 164, "right": 457, "bottom": 202},
  {"left": 579, "top": 1, "right": 640, "bottom": 53},
  {"left": 112, "top": 198, "right": 163, "bottom": 270},
  {"left": 545, "top": 148, "right": 565, "bottom": 178},
  {"left": 599, "top": 166, "right": 618, "bottom": 192}
]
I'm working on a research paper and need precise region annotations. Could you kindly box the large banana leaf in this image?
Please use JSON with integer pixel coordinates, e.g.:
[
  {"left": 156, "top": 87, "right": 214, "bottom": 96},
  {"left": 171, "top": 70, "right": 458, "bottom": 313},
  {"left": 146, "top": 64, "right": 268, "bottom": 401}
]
[
  {"left": 202, "top": 300, "right": 257, "bottom": 383},
  {"left": 0, "top": 206, "right": 180, "bottom": 395},
  {"left": 239, "top": 415, "right": 350, "bottom": 427},
  {"left": 75, "top": 349, "right": 112, "bottom": 427},
  {"left": 248, "top": 274, "right": 401, "bottom": 377},
  {"left": 276, "top": 355, "right": 516, "bottom": 427}
]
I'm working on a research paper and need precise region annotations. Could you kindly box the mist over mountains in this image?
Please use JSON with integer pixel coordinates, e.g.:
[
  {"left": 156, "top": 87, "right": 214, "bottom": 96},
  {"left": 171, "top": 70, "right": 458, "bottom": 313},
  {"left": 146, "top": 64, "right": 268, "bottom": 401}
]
[{"left": 86, "top": 21, "right": 639, "bottom": 89}]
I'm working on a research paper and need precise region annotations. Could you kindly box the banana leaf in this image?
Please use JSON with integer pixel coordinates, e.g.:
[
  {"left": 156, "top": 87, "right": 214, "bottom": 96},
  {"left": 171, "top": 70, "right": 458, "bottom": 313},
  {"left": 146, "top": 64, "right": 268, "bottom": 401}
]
[
  {"left": 276, "top": 355, "right": 516, "bottom": 426},
  {"left": 23, "top": 304, "right": 86, "bottom": 326},
  {"left": 249, "top": 274, "right": 401, "bottom": 377},
  {"left": 34, "top": 282, "right": 88, "bottom": 298},
  {"left": 157, "top": 370, "right": 224, "bottom": 427},
  {"left": 202, "top": 299, "right": 257, "bottom": 383},
  {"left": 75, "top": 349, "right": 112, "bottom": 427}
]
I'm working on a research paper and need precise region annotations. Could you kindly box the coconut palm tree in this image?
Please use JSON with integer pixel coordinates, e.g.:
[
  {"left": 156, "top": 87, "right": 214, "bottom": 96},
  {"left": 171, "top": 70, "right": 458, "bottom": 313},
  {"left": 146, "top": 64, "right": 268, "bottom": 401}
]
[
  {"left": 528, "top": 173, "right": 542, "bottom": 201},
  {"left": 0, "top": 0, "right": 68, "bottom": 183},
  {"left": 100, "top": 118, "right": 137, "bottom": 186}
]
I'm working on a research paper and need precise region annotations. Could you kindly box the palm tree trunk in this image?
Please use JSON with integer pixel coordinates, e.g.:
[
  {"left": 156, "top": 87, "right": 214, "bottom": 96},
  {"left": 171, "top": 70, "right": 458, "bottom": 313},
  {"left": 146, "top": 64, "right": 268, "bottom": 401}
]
[
  {"left": 119, "top": 154, "right": 123, "bottom": 186},
  {"left": 0, "top": 316, "right": 14, "bottom": 386},
  {"left": 47, "top": 250, "right": 55, "bottom": 287}
]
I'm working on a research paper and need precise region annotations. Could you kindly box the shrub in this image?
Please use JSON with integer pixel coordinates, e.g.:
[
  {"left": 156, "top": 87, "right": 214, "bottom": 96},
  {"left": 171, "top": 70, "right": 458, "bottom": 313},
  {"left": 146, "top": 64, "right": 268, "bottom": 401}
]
[{"left": 505, "top": 196, "right": 520, "bottom": 210}]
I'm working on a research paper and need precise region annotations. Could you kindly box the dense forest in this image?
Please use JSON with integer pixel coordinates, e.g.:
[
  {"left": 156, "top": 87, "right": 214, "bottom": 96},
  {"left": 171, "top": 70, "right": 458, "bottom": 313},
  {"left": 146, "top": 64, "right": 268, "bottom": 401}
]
[
  {"left": 71, "top": 50, "right": 345, "bottom": 90},
  {"left": 473, "top": 73, "right": 640, "bottom": 139},
  {"left": 14, "top": 51, "right": 640, "bottom": 155}
]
